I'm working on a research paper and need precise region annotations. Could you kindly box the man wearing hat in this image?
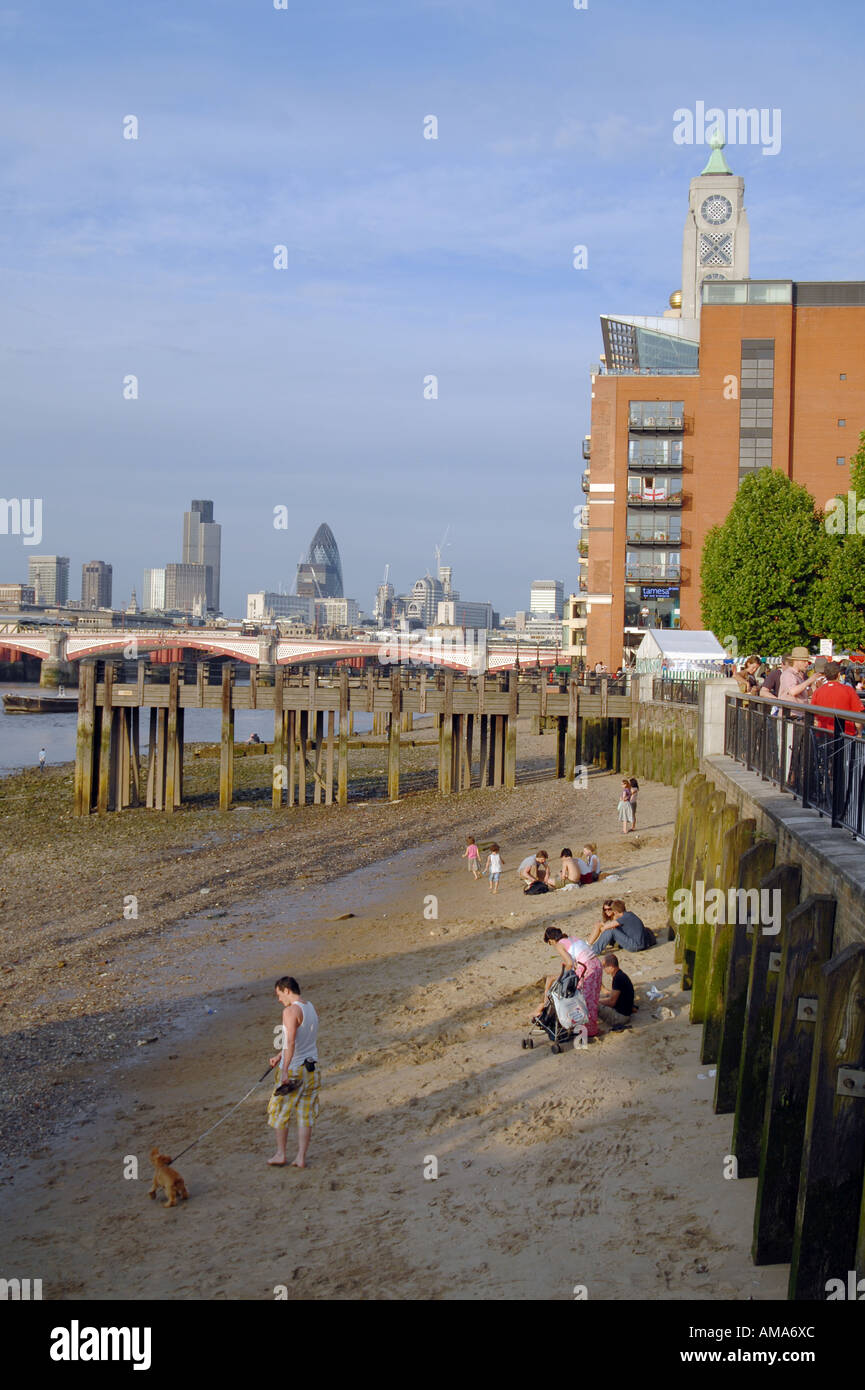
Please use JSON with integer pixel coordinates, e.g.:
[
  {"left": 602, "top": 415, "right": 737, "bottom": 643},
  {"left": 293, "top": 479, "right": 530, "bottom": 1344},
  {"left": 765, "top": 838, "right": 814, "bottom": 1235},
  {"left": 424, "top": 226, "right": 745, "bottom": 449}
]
[{"left": 777, "top": 648, "right": 821, "bottom": 792}]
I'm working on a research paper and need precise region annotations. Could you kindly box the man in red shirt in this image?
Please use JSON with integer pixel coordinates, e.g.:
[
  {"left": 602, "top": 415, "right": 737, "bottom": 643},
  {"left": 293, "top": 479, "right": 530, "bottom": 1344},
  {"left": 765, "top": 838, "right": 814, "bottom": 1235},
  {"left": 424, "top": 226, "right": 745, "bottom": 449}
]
[{"left": 809, "top": 662, "right": 865, "bottom": 736}]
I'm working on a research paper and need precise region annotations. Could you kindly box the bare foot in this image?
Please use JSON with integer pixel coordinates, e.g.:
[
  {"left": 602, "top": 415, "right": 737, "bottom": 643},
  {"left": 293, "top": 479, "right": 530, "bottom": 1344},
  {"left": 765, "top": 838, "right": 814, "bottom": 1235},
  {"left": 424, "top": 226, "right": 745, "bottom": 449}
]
[
  {"left": 291, "top": 1159, "right": 306, "bottom": 1168},
  {"left": 267, "top": 1155, "right": 287, "bottom": 1166}
]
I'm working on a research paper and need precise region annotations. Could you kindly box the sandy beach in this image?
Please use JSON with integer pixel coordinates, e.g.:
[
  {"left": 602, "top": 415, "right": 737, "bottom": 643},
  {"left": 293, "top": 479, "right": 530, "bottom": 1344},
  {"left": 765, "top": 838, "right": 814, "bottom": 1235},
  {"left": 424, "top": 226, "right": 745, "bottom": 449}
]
[{"left": 0, "top": 753, "right": 788, "bottom": 1301}]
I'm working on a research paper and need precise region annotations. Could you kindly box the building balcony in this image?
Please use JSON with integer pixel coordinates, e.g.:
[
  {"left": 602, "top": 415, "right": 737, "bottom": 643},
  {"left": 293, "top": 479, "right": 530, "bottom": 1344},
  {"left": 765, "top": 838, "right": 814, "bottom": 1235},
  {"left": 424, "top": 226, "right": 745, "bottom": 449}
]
[
  {"left": 580, "top": 471, "right": 591, "bottom": 494},
  {"left": 626, "top": 491, "right": 683, "bottom": 507},
  {"left": 581, "top": 437, "right": 591, "bottom": 460},
  {"left": 628, "top": 409, "right": 687, "bottom": 432},
  {"left": 625, "top": 564, "right": 682, "bottom": 582},
  {"left": 626, "top": 529, "right": 688, "bottom": 546}
]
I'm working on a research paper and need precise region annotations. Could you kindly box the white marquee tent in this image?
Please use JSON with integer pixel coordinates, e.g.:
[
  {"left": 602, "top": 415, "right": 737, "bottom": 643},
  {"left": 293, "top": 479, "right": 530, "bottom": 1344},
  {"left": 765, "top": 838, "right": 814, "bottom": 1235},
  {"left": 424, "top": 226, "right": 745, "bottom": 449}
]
[{"left": 634, "top": 629, "right": 729, "bottom": 674}]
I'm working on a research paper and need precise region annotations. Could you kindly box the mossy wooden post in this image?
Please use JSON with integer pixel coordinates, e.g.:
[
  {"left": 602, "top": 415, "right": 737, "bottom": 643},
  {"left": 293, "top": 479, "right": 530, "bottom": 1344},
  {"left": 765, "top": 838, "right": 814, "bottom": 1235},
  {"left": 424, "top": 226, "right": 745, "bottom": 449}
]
[
  {"left": 666, "top": 772, "right": 699, "bottom": 934},
  {"left": 714, "top": 838, "right": 776, "bottom": 1115},
  {"left": 337, "top": 669, "right": 349, "bottom": 805},
  {"left": 752, "top": 895, "right": 836, "bottom": 1266},
  {"left": 146, "top": 707, "right": 164, "bottom": 810},
  {"left": 74, "top": 660, "right": 96, "bottom": 815},
  {"left": 298, "top": 711, "right": 308, "bottom": 806},
  {"left": 701, "top": 817, "right": 756, "bottom": 1063},
  {"left": 680, "top": 779, "right": 713, "bottom": 984},
  {"left": 287, "top": 709, "right": 297, "bottom": 807},
  {"left": 478, "top": 717, "right": 492, "bottom": 783},
  {"left": 439, "top": 671, "right": 454, "bottom": 795},
  {"left": 272, "top": 667, "right": 285, "bottom": 809},
  {"left": 312, "top": 710, "right": 324, "bottom": 805},
  {"left": 325, "top": 710, "right": 335, "bottom": 805},
  {"left": 165, "top": 663, "right": 180, "bottom": 814},
  {"left": 673, "top": 774, "right": 706, "bottom": 963},
  {"left": 671, "top": 726, "right": 684, "bottom": 785},
  {"left": 789, "top": 944, "right": 865, "bottom": 1301},
  {"left": 691, "top": 800, "right": 738, "bottom": 1024},
  {"left": 731, "top": 862, "right": 802, "bottom": 1177},
  {"left": 504, "top": 671, "right": 518, "bottom": 789},
  {"left": 494, "top": 715, "right": 505, "bottom": 786},
  {"left": 130, "top": 705, "right": 141, "bottom": 807},
  {"left": 219, "top": 662, "right": 234, "bottom": 812},
  {"left": 565, "top": 678, "right": 578, "bottom": 782},
  {"left": 388, "top": 669, "right": 401, "bottom": 801},
  {"left": 465, "top": 712, "right": 474, "bottom": 789},
  {"left": 96, "top": 663, "right": 114, "bottom": 815}
]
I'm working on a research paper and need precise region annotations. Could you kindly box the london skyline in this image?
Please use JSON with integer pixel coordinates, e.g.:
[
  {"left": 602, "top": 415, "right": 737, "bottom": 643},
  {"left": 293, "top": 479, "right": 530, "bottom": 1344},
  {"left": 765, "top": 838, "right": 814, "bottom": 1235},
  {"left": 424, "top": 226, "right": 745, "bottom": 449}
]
[{"left": 2, "top": 1, "right": 864, "bottom": 618}]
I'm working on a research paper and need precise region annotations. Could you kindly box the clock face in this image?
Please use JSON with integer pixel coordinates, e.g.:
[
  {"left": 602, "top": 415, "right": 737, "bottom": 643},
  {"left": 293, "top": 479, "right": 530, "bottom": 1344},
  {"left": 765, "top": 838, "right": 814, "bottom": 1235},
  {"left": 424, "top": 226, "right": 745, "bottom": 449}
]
[
  {"left": 699, "top": 232, "right": 733, "bottom": 267},
  {"left": 701, "top": 194, "right": 732, "bottom": 224}
]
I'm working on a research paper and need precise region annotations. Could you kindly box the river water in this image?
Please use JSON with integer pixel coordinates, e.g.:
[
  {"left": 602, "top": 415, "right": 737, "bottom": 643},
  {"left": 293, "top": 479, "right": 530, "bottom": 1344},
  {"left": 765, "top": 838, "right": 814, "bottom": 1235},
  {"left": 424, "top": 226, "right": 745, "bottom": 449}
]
[{"left": 0, "top": 683, "right": 378, "bottom": 775}]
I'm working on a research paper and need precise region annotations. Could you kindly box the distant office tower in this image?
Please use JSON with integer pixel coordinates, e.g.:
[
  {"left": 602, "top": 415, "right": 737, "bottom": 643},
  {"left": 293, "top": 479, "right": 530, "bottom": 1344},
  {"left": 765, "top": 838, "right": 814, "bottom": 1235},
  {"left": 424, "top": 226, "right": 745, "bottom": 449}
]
[
  {"left": 374, "top": 581, "right": 395, "bottom": 625},
  {"left": 0, "top": 583, "right": 36, "bottom": 608},
  {"left": 436, "top": 599, "right": 495, "bottom": 629},
  {"left": 530, "top": 580, "right": 564, "bottom": 618},
  {"left": 164, "top": 563, "right": 209, "bottom": 616},
  {"left": 296, "top": 523, "right": 343, "bottom": 598},
  {"left": 246, "top": 592, "right": 315, "bottom": 623},
  {"left": 81, "top": 560, "right": 113, "bottom": 610},
  {"left": 142, "top": 567, "right": 166, "bottom": 611},
  {"left": 28, "top": 555, "right": 70, "bottom": 606},
  {"left": 183, "top": 500, "right": 221, "bottom": 612},
  {"left": 314, "top": 597, "right": 358, "bottom": 629}
]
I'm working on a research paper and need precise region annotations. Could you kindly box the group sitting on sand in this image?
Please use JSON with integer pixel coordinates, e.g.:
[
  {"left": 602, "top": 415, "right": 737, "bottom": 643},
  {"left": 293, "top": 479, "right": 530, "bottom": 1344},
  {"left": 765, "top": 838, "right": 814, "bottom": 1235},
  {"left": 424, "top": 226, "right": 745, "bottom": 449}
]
[
  {"left": 462, "top": 839, "right": 601, "bottom": 896},
  {"left": 533, "top": 900, "right": 655, "bottom": 1037}
]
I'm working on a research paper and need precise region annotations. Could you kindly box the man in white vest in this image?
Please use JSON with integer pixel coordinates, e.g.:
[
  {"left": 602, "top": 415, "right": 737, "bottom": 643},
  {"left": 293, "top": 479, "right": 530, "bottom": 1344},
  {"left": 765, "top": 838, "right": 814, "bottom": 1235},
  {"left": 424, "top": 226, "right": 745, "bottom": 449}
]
[{"left": 266, "top": 976, "right": 320, "bottom": 1168}]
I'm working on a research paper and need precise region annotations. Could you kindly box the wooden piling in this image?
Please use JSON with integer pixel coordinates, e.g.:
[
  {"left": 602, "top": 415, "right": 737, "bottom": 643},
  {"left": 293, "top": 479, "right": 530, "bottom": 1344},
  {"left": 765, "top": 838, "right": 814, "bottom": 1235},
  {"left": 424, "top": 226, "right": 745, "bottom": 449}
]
[
  {"left": 752, "top": 895, "right": 835, "bottom": 1266},
  {"left": 479, "top": 714, "right": 490, "bottom": 787},
  {"left": 504, "top": 673, "right": 517, "bottom": 789},
  {"left": 165, "top": 663, "right": 180, "bottom": 814},
  {"left": 388, "top": 670, "right": 400, "bottom": 801},
  {"left": 789, "top": 944, "right": 865, "bottom": 1301},
  {"left": 96, "top": 664, "right": 114, "bottom": 815},
  {"left": 731, "top": 862, "right": 802, "bottom": 1177},
  {"left": 74, "top": 661, "right": 97, "bottom": 816},
  {"left": 219, "top": 663, "right": 234, "bottom": 811},
  {"left": 337, "top": 670, "right": 349, "bottom": 806},
  {"left": 701, "top": 817, "right": 756, "bottom": 1063},
  {"left": 273, "top": 667, "right": 285, "bottom": 808},
  {"left": 690, "top": 800, "right": 739, "bottom": 1024},
  {"left": 713, "top": 837, "right": 776, "bottom": 1115},
  {"left": 672, "top": 773, "right": 706, "bottom": 961},
  {"left": 493, "top": 715, "right": 505, "bottom": 787}
]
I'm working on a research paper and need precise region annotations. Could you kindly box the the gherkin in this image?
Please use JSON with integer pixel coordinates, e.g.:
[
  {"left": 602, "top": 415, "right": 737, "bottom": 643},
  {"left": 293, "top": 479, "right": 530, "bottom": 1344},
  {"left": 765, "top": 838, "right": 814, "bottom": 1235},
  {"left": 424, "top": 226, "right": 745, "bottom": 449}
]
[{"left": 296, "top": 523, "right": 343, "bottom": 598}]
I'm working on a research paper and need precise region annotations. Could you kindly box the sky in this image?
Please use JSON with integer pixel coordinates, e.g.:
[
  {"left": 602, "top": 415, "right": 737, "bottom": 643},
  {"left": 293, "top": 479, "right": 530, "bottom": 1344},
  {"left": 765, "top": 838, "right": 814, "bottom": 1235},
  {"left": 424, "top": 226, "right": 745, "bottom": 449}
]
[{"left": 1, "top": 0, "right": 864, "bottom": 618}]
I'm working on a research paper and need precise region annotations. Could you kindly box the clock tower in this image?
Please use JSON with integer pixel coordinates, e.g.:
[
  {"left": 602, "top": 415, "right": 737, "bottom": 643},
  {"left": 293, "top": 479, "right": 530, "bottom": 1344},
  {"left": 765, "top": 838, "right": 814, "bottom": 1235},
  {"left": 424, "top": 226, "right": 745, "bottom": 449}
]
[{"left": 680, "top": 128, "right": 750, "bottom": 318}]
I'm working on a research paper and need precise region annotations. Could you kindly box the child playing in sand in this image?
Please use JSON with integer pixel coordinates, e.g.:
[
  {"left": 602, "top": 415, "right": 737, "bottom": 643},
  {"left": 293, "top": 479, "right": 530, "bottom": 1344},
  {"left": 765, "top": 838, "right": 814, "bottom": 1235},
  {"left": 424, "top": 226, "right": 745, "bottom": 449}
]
[
  {"left": 463, "top": 835, "right": 481, "bottom": 880},
  {"left": 617, "top": 779, "right": 634, "bottom": 833},
  {"left": 628, "top": 778, "right": 639, "bottom": 830},
  {"left": 483, "top": 843, "right": 504, "bottom": 893}
]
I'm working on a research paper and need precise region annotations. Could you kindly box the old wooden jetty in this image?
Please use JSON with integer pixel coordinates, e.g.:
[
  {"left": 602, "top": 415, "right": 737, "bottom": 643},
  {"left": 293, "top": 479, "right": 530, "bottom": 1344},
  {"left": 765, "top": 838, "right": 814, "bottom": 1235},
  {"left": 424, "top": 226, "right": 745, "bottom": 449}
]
[{"left": 73, "top": 661, "right": 632, "bottom": 816}]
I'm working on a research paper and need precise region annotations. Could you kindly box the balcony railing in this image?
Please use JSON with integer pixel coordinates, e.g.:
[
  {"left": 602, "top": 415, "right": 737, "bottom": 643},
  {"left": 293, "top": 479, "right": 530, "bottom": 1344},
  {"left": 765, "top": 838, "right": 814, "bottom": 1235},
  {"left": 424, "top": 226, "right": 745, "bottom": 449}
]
[
  {"left": 628, "top": 412, "right": 685, "bottom": 432},
  {"left": 580, "top": 471, "right": 591, "bottom": 494},
  {"left": 625, "top": 565, "right": 681, "bottom": 582},
  {"left": 626, "top": 529, "right": 688, "bottom": 546},
  {"left": 626, "top": 491, "right": 684, "bottom": 507},
  {"left": 581, "top": 438, "right": 591, "bottom": 460},
  {"left": 627, "top": 453, "right": 683, "bottom": 471}
]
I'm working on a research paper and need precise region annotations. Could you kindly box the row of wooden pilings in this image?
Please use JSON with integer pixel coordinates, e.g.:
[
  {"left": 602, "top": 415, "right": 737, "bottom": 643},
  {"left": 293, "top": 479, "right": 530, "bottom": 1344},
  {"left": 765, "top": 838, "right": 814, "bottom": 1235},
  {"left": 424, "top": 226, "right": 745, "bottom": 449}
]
[
  {"left": 73, "top": 661, "right": 593, "bottom": 815},
  {"left": 668, "top": 770, "right": 865, "bottom": 1300}
]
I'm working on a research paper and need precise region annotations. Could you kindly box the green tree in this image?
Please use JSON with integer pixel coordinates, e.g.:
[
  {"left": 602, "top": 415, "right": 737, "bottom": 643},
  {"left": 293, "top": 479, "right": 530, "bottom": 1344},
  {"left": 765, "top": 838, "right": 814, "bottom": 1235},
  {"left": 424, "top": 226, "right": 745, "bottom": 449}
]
[
  {"left": 700, "top": 469, "right": 829, "bottom": 655},
  {"left": 810, "top": 430, "right": 865, "bottom": 651}
]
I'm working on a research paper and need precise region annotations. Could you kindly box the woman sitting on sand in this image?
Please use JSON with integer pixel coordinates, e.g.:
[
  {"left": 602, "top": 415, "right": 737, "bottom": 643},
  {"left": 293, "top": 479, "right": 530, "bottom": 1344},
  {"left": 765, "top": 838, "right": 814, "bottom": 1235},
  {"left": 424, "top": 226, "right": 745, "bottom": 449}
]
[
  {"left": 537, "top": 927, "right": 602, "bottom": 1038},
  {"left": 576, "top": 843, "right": 600, "bottom": 883},
  {"left": 524, "top": 857, "right": 552, "bottom": 894},
  {"left": 519, "top": 850, "right": 551, "bottom": 886}
]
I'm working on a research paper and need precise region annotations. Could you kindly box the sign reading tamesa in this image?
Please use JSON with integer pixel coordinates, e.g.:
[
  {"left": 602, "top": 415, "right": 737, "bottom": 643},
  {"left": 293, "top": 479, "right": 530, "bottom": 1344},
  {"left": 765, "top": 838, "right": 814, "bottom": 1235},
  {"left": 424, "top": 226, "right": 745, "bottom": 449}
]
[{"left": 640, "top": 585, "right": 680, "bottom": 601}]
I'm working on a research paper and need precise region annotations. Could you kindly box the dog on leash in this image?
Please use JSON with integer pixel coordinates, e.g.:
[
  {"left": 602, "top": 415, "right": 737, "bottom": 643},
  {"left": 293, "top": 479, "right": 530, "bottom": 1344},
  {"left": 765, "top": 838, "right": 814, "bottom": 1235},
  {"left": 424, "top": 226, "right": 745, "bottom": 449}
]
[{"left": 148, "top": 1148, "right": 189, "bottom": 1208}]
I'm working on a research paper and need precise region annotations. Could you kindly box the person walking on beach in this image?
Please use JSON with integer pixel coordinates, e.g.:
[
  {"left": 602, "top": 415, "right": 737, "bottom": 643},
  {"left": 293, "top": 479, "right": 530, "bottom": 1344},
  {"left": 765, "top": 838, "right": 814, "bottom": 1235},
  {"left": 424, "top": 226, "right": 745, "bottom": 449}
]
[
  {"left": 38, "top": 747, "right": 46, "bottom": 771},
  {"left": 266, "top": 976, "right": 320, "bottom": 1169},
  {"left": 483, "top": 843, "right": 503, "bottom": 893},
  {"left": 617, "top": 779, "right": 634, "bottom": 832},
  {"left": 463, "top": 835, "right": 482, "bottom": 880}
]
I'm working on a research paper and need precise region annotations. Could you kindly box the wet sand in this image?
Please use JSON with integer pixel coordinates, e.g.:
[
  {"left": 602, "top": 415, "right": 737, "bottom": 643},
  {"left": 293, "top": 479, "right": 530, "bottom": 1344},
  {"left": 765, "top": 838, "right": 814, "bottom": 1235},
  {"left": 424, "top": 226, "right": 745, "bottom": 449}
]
[{"left": 0, "top": 769, "right": 788, "bottom": 1301}]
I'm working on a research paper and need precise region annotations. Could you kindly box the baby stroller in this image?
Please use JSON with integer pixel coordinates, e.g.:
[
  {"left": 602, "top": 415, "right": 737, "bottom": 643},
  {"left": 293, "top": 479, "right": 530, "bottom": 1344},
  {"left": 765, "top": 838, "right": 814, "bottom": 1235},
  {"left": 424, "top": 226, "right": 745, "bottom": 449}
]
[{"left": 522, "top": 968, "right": 589, "bottom": 1054}]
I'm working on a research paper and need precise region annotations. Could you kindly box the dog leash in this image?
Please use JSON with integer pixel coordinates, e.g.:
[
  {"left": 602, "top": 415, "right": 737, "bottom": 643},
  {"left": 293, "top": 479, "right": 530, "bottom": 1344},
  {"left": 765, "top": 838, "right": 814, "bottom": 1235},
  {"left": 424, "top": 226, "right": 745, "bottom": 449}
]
[{"left": 168, "top": 1064, "right": 276, "bottom": 1165}]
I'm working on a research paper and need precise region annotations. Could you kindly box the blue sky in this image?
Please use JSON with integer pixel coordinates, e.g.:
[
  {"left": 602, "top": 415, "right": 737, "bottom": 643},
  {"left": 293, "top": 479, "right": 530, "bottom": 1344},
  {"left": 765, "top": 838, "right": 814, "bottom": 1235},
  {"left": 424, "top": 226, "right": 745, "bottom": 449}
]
[{"left": 2, "top": 0, "right": 863, "bottom": 616}]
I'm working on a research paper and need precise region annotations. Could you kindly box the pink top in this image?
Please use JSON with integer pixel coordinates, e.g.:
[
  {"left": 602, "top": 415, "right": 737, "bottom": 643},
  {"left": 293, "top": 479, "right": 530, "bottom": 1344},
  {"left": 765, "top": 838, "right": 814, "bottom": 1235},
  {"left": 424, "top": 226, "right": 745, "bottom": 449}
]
[
  {"left": 563, "top": 937, "right": 594, "bottom": 968},
  {"left": 467, "top": 844, "right": 479, "bottom": 859}
]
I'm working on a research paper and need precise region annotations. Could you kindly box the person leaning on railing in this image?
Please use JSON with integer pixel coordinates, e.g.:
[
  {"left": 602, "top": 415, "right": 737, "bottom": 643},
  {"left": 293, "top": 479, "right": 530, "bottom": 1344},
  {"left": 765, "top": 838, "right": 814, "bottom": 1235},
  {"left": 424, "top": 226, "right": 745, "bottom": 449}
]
[
  {"left": 734, "top": 655, "right": 762, "bottom": 695},
  {"left": 809, "top": 662, "right": 865, "bottom": 736}
]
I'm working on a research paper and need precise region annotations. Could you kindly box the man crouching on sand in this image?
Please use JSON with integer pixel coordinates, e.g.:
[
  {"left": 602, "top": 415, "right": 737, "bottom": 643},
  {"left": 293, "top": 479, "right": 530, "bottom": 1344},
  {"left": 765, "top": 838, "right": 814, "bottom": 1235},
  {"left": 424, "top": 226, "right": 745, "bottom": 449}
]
[{"left": 266, "top": 976, "right": 320, "bottom": 1169}]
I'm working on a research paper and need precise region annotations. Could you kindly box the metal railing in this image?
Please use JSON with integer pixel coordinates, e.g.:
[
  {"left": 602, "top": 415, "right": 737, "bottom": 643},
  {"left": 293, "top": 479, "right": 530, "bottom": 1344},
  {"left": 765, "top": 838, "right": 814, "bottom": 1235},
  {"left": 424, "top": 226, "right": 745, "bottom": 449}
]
[
  {"left": 724, "top": 694, "right": 865, "bottom": 841},
  {"left": 652, "top": 676, "right": 702, "bottom": 705}
]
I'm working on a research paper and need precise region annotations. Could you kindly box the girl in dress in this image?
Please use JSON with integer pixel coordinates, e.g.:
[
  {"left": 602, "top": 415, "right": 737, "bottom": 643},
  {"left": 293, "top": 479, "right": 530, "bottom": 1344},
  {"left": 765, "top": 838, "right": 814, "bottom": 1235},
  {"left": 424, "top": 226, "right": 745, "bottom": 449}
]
[
  {"left": 628, "top": 778, "right": 639, "bottom": 830},
  {"left": 617, "top": 779, "right": 634, "bottom": 833},
  {"left": 462, "top": 835, "right": 481, "bottom": 880}
]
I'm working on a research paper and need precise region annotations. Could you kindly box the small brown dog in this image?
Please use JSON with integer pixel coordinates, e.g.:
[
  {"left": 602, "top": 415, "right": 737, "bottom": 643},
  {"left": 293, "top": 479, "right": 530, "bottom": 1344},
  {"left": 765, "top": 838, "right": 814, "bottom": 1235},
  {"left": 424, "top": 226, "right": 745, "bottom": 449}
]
[{"left": 148, "top": 1148, "right": 189, "bottom": 1208}]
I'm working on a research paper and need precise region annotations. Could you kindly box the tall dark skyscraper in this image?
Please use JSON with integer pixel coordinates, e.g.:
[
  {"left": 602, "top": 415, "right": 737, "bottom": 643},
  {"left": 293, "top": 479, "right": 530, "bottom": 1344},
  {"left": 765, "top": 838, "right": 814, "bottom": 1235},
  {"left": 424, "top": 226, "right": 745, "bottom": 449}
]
[
  {"left": 81, "top": 560, "right": 113, "bottom": 609},
  {"left": 295, "top": 522, "right": 343, "bottom": 599},
  {"left": 182, "top": 499, "right": 221, "bottom": 612}
]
